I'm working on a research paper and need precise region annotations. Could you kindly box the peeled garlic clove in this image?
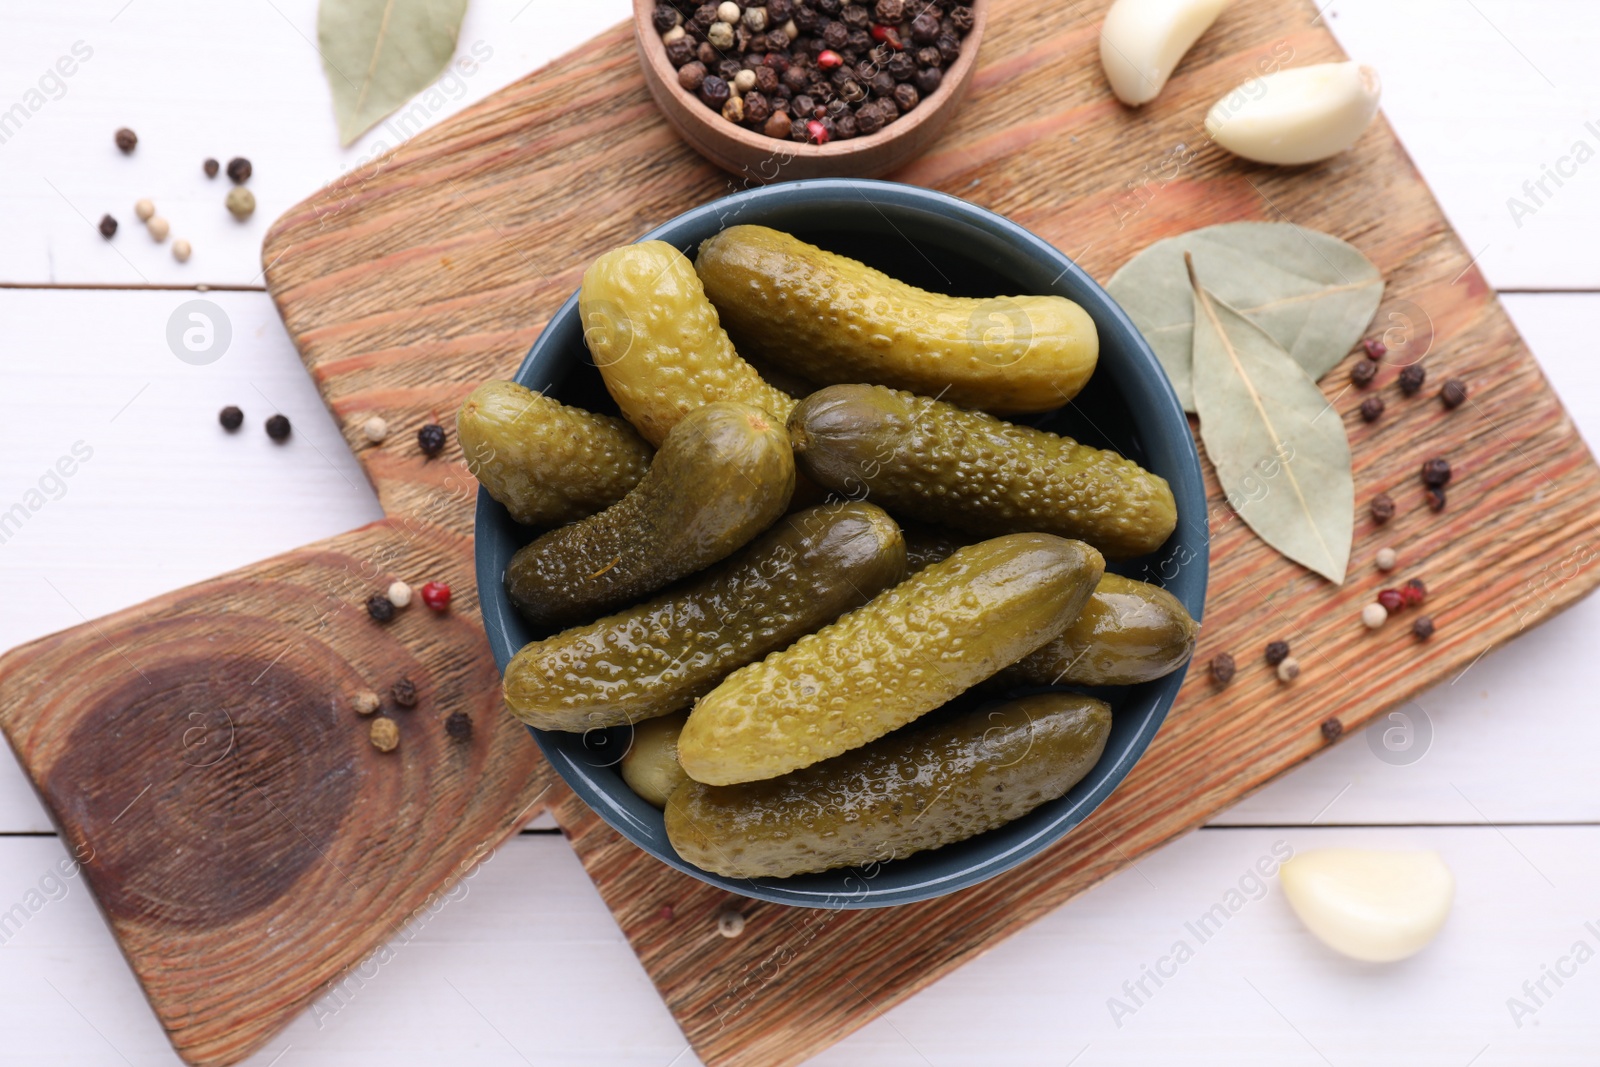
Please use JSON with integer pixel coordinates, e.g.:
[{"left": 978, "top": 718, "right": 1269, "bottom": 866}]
[
  {"left": 1280, "top": 848, "right": 1453, "bottom": 962},
  {"left": 1100, "top": 0, "right": 1233, "bottom": 106},
  {"left": 1205, "top": 61, "right": 1381, "bottom": 165}
]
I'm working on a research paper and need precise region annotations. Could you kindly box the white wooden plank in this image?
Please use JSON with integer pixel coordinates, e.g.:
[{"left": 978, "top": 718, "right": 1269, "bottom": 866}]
[
  {"left": 0, "top": 827, "right": 1595, "bottom": 1065},
  {"left": 0, "top": 0, "right": 632, "bottom": 288},
  {"left": 0, "top": 2, "right": 1596, "bottom": 289}
]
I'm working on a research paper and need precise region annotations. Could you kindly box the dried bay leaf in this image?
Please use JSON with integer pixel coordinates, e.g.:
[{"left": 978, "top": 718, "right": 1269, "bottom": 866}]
[
  {"left": 1188, "top": 255, "right": 1353, "bottom": 584},
  {"left": 1107, "top": 222, "right": 1383, "bottom": 412},
  {"left": 318, "top": 0, "right": 469, "bottom": 147}
]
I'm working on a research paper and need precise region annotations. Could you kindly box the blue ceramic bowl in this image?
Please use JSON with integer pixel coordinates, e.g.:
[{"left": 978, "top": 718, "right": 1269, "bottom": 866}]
[{"left": 476, "top": 179, "right": 1207, "bottom": 909}]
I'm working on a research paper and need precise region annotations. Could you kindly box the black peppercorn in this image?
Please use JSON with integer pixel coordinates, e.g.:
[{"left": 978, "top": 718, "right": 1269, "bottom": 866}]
[
  {"left": 874, "top": 0, "right": 905, "bottom": 20},
  {"left": 1350, "top": 359, "right": 1377, "bottom": 387},
  {"left": 697, "top": 40, "right": 718, "bottom": 63},
  {"left": 1439, "top": 378, "right": 1468, "bottom": 409},
  {"left": 755, "top": 64, "right": 781, "bottom": 93},
  {"left": 203, "top": 157, "right": 220, "bottom": 178},
  {"left": 678, "top": 60, "right": 707, "bottom": 90},
  {"left": 1398, "top": 363, "right": 1426, "bottom": 396},
  {"left": 417, "top": 423, "right": 447, "bottom": 457},
  {"left": 857, "top": 101, "right": 886, "bottom": 134},
  {"left": 834, "top": 111, "right": 859, "bottom": 138},
  {"left": 1370, "top": 492, "right": 1396, "bottom": 524},
  {"left": 769, "top": 0, "right": 795, "bottom": 20},
  {"left": 98, "top": 214, "right": 118, "bottom": 238},
  {"left": 842, "top": 3, "right": 870, "bottom": 28},
  {"left": 265, "top": 413, "right": 291, "bottom": 441},
  {"left": 1359, "top": 395, "right": 1384, "bottom": 422},
  {"left": 887, "top": 51, "right": 916, "bottom": 80},
  {"left": 1210, "top": 652, "right": 1236, "bottom": 686},
  {"left": 226, "top": 156, "right": 252, "bottom": 184},
  {"left": 1412, "top": 615, "right": 1436, "bottom": 640},
  {"left": 1425, "top": 485, "right": 1447, "bottom": 512},
  {"left": 910, "top": 11, "right": 940, "bottom": 42},
  {"left": 790, "top": 116, "right": 809, "bottom": 141},
  {"left": 745, "top": 91, "right": 771, "bottom": 123},
  {"left": 114, "top": 127, "right": 137, "bottom": 153},
  {"left": 718, "top": 57, "right": 743, "bottom": 80},
  {"left": 792, "top": 92, "right": 816, "bottom": 115},
  {"left": 892, "top": 81, "right": 919, "bottom": 112},
  {"left": 823, "top": 21, "right": 849, "bottom": 49},
  {"left": 817, "top": 0, "right": 842, "bottom": 14},
  {"left": 794, "top": 5, "right": 820, "bottom": 30},
  {"left": 444, "top": 710, "right": 473, "bottom": 742},
  {"left": 915, "top": 45, "right": 943, "bottom": 69},
  {"left": 700, "top": 74, "right": 731, "bottom": 107},
  {"left": 936, "top": 33, "right": 961, "bottom": 63},
  {"left": 1421, "top": 456, "right": 1452, "bottom": 487},
  {"left": 391, "top": 677, "right": 418, "bottom": 708},
  {"left": 869, "top": 70, "right": 896, "bottom": 96},
  {"left": 653, "top": 4, "right": 682, "bottom": 31},
  {"left": 915, "top": 66, "right": 943, "bottom": 94},
  {"left": 666, "top": 36, "right": 698, "bottom": 65},
  {"left": 845, "top": 28, "right": 872, "bottom": 53},
  {"left": 219, "top": 405, "right": 244, "bottom": 431},
  {"left": 1320, "top": 717, "right": 1344, "bottom": 742},
  {"left": 366, "top": 594, "right": 396, "bottom": 622},
  {"left": 950, "top": 5, "right": 974, "bottom": 32},
  {"left": 1264, "top": 640, "right": 1290, "bottom": 667}
]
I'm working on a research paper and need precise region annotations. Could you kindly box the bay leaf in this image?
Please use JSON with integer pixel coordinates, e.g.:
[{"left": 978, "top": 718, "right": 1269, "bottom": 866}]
[
  {"left": 318, "top": 0, "right": 469, "bottom": 147},
  {"left": 1188, "top": 255, "right": 1353, "bottom": 584},
  {"left": 1106, "top": 222, "right": 1383, "bottom": 412}
]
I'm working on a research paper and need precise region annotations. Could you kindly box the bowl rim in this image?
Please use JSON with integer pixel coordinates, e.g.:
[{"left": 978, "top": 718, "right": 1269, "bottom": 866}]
[
  {"left": 630, "top": 0, "right": 991, "bottom": 160},
  {"left": 475, "top": 177, "right": 1209, "bottom": 909}
]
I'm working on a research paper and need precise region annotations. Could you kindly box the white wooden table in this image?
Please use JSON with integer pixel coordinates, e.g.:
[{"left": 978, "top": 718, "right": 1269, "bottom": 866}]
[{"left": 2, "top": 2, "right": 1598, "bottom": 1064}]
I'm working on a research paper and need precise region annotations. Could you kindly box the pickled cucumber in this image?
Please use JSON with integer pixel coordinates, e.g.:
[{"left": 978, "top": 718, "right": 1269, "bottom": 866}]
[
  {"left": 457, "top": 380, "right": 653, "bottom": 528},
  {"left": 902, "top": 532, "right": 1199, "bottom": 687},
  {"left": 581, "top": 240, "right": 795, "bottom": 446},
  {"left": 505, "top": 401, "right": 794, "bottom": 629},
  {"left": 621, "top": 712, "right": 690, "bottom": 808},
  {"left": 791, "top": 384, "right": 1176, "bottom": 560},
  {"left": 1002, "top": 574, "right": 1199, "bottom": 687},
  {"left": 666, "top": 692, "right": 1113, "bottom": 878},
  {"left": 677, "top": 533, "right": 1105, "bottom": 785},
  {"left": 695, "top": 225, "right": 1100, "bottom": 414},
  {"left": 503, "top": 502, "right": 906, "bottom": 730}
]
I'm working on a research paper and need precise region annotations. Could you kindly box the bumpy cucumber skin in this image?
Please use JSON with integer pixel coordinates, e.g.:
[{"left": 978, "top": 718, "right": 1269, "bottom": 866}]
[
  {"left": 1003, "top": 573, "right": 1199, "bottom": 687},
  {"left": 791, "top": 383, "right": 1177, "bottom": 560},
  {"left": 695, "top": 225, "right": 1099, "bottom": 414},
  {"left": 505, "top": 402, "right": 795, "bottom": 630},
  {"left": 457, "top": 381, "right": 653, "bottom": 528},
  {"left": 581, "top": 240, "right": 795, "bottom": 446},
  {"left": 503, "top": 502, "right": 906, "bottom": 730},
  {"left": 677, "top": 533, "right": 1105, "bottom": 786},
  {"left": 621, "top": 712, "right": 690, "bottom": 809},
  {"left": 666, "top": 693, "right": 1112, "bottom": 878}
]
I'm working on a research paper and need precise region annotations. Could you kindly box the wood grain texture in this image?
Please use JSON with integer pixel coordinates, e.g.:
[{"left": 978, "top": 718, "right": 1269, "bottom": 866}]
[
  {"left": 0, "top": 516, "right": 560, "bottom": 1066},
  {"left": 1, "top": 1, "right": 1597, "bottom": 1066}
]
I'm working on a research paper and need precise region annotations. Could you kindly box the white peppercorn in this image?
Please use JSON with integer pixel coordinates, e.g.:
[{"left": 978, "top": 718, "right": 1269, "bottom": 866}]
[
  {"left": 226, "top": 186, "right": 256, "bottom": 220},
  {"left": 1361, "top": 603, "right": 1388, "bottom": 629},
  {"left": 387, "top": 580, "right": 413, "bottom": 609},
  {"left": 352, "top": 690, "right": 382, "bottom": 716},
  {"left": 716, "top": 908, "right": 745, "bottom": 937},
  {"left": 717, "top": 1, "right": 741, "bottom": 22},
  {"left": 146, "top": 216, "right": 170, "bottom": 242},
  {"left": 662, "top": 25, "right": 686, "bottom": 43},
  {"left": 1375, "top": 547, "right": 1397, "bottom": 572},
  {"left": 362, "top": 414, "right": 389, "bottom": 442},
  {"left": 742, "top": 5, "right": 767, "bottom": 31},
  {"left": 1276, "top": 656, "right": 1301, "bottom": 683},
  {"left": 172, "top": 238, "right": 192, "bottom": 263},
  {"left": 134, "top": 198, "right": 155, "bottom": 221},
  {"left": 733, "top": 68, "right": 758, "bottom": 93},
  {"left": 707, "top": 20, "right": 735, "bottom": 49}
]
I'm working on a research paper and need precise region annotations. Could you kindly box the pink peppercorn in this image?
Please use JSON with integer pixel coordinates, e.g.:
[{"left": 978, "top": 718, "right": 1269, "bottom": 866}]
[{"left": 1377, "top": 588, "right": 1404, "bottom": 612}]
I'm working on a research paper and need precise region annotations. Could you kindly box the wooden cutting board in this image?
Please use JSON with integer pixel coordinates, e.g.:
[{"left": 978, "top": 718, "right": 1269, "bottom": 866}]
[{"left": 3, "top": 1, "right": 1599, "bottom": 1065}]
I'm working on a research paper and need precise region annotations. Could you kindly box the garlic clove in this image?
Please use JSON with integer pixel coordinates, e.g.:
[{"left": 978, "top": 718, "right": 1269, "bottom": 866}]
[
  {"left": 1205, "top": 61, "right": 1382, "bottom": 166},
  {"left": 1100, "top": 0, "right": 1233, "bottom": 106},
  {"left": 1280, "top": 848, "right": 1454, "bottom": 963}
]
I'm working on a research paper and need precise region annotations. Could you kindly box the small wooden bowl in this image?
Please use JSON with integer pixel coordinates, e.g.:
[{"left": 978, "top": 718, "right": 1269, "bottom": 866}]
[{"left": 633, "top": 0, "right": 988, "bottom": 182}]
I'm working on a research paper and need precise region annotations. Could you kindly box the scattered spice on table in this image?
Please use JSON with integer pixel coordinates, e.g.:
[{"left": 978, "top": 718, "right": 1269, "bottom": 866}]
[
  {"left": 1398, "top": 363, "right": 1426, "bottom": 396},
  {"left": 1361, "top": 602, "right": 1387, "bottom": 629},
  {"left": 352, "top": 690, "right": 381, "bottom": 716},
  {"left": 203, "top": 157, "right": 220, "bottom": 178},
  {"left": 1209, "top": 651, "right": 1236, "bottom": 686},
  {"left": 1413, "top": 615, "right": 1436, "bottom": 640},
  {"left": 226, "top": 186, "right": 256, "bottom": 220},
  {"left": 369, "top": 717, "right": 400, "bottom": 752},
  {"left": 135, "top": 198, "right": 155, "bottom": 222},
  {"left": 362, "top": 415, "right": 390, "bottom": 443},
  {"left": 366, "top": 593, "right": 395, "bottom": 622},
  {"left": 172, "top": 239, "right": 191, "bottom": 263},
  {"left": 1425, "top": 485, "right": 1447, "bottom": 512},
  {"left": 1377, "top": 587, "right": 1404, "bottom": 612},
  {"left": 1370, "top": 492, "right": 1396, "bottom": 525},
  {"left": 218, "top": 405, "right": 244, "bottom": 431},
  {"left": 1276, "top": 656, "right": 1301, "bottom": 683},
  {"left": 1359, "top": 395, "right": 1384, "bottom": 422},
  {"left": 1362, "top": 337, "right": 1386, "bottom": 360},
  {"left": 1401, "top": 577, "right": 1427, "bottom": 607},
  {"left": 417, "top": 422, "right": 447, "bottom": 457},
  {"left": 1375, "top": 546, "right": 1397, "bottom": 571},
  {"left": 1439, "top": 378, "right": 1468, "bottom": 409},
  {"left": 1421, "top": 456, "right": 1451, "bottom": 487},
  {"left": 98, "top": 214, "right": 118, "bottom": 238},
  {"left": 146, "top": 216, "right": 170, "bottom": 242},
  {"left": 716, "top": 908, "right": 746, "bottom": 938},
  {"left": 387, "top": 580, "right": 413, "bottom": 609},
  {"left": 391, "top": 677, "right": 419, "bottom": 708},
  {"left": 1264, "top": 640, "right": 1290, "bottom": 667},
  {"left": 226, "top": 156, "right": 253, "bottom": 184},
  {"left": 653, "top": 0, "right": 976, "bottom": 144},
  {"left": 1320, "top": 716, "right": 1344, "bottom": 742},
  {"left": 1349, "top": 359, "right": 1376, "bottom": 388},
  {"left": 420, "top": 581, "right": 452, "bottom": 611},
  {"left": 114, "top": 127, "right": 138, "bottom": 153},
  {"left": 265, "top": 413, "right": 291, "bottom": 441},
  {"left": 444, "top": 710, "right": 473, "bottom": 742}
]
